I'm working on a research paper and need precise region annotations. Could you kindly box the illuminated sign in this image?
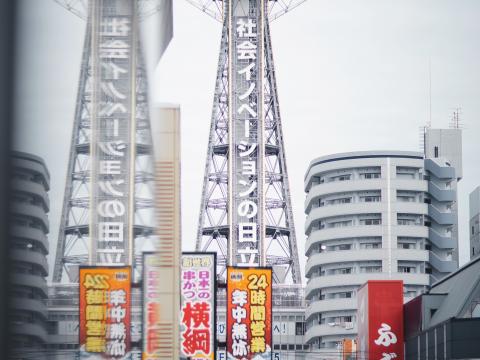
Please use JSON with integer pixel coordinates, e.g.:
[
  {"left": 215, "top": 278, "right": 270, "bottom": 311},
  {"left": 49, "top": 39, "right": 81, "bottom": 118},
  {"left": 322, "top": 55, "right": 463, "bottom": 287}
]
[
  {"left": 180, "top": 253, "right": 217, "bottom": 359},
  {"left": 90, "top": 0, "right": 136, "bottom": 266},
  {"left": 230, "top": 0, "right": 265, "bottom": 267},
  {"left": 79, "top": 266, "right": 131, "bottom": 358},
  {"left": 227, "top": 267, "right": 272, "bottom": 359},
  {"left": 357, "top": 280, "right": 404, "bottom": 360}
]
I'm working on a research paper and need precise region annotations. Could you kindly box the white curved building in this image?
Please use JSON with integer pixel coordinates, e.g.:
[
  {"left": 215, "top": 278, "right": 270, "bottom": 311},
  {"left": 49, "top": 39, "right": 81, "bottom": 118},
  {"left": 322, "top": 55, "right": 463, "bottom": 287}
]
[{"left": 304, "top": 150, "right": 459, "bottom": 351}]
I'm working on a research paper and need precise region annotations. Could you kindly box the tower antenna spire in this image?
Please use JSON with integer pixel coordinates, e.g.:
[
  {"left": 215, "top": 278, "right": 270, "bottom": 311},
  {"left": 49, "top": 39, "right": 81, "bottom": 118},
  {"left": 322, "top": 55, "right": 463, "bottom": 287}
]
[{"left": 428, "top": 57, "right": 432, "bottom": 128}]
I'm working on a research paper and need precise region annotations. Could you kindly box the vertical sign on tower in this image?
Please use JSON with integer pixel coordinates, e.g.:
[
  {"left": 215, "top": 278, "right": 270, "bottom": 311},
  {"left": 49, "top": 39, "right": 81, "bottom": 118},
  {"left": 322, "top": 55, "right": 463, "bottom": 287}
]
[
  {"left": 79, "top": 266, "right": 131, "bottom": 358},
  {"left": 356, "top": 281, "right": 404, "bottom": 360},
  {"left": 90, "top": 0, "right": 136, "bottom": 266},
  {"left": 227, "top": 267, "right": 272, "bottom": 359},
  {"left": 180, "top": 253, "right": 217, "bottom": 359},
  {"left": 229, "top": 0, "right": 265, "bottom": 267}
]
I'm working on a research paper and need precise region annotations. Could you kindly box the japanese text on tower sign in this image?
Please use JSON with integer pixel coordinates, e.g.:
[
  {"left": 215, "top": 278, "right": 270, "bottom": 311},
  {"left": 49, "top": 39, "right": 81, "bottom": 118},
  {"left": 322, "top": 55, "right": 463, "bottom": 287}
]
[
  {"left": 235, "top": 17, "right": 260, "bottom": 267},
  {"left": 94, "top": 13, "right": 133, "bottom": 266}
]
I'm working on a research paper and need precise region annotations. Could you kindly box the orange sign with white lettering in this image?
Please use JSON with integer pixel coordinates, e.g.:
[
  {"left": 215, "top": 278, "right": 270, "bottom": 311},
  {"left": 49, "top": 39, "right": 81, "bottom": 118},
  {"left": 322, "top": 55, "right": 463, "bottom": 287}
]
[
  {"left": 79, "top": 267, "right": 131, "bottom": 358},
  {"left": 227, "top": 267, "right": 272, "bottom": 359}
]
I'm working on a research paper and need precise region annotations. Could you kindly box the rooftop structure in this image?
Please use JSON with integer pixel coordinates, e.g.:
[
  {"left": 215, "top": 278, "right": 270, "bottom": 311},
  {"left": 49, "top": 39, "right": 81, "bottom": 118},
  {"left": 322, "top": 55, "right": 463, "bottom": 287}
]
[
  {"left": 470, "top": 186, "right": 480, "bottom": 260},
  {"left": 404, "top": 255, "right": 480, "bottom": 359}
]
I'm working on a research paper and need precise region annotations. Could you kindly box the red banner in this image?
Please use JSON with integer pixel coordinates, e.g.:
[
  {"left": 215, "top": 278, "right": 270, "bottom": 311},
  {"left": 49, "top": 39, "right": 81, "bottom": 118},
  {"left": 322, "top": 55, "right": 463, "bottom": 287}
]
[
  {"left": 79, "top": 266, "right": 131, "bottom": 358},
  {"left": 227, "top": 267, "right": 272, "bottom": 359},
  {"left": 357, "top": 280, "right": 404, "bottom": 360}
]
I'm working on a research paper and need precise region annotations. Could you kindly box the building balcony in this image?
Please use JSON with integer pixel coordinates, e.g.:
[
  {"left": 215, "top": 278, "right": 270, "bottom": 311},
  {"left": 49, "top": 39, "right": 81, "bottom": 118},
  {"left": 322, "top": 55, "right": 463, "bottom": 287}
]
[
  {"left": 305, "top": 249, "right": 386, "bottom": 277},
  {"left": 12, "top": 157, "right": 50, "bottom": 189},
  {"left": 304, "top": 179, "right": 384, "bottom": 212},
  {"left": 395, "top": 224, "right": 429, "bottom": 239},
  {"left": 10, "top": 322, "right": 48, "bottom": 343},
  {"left": 428, "top": 205, "right": 455, "bottom": 225},
  {"left": 424, "top": 159, "right": 455, "bottom": 180},
  {"left": 429, "top": 252, "right": 458, "bottom": 273},
  {"left": 305, "top": 272, "right": 429, "bottom": 300},
  {"left": 11, "top": 273, "right": 48, "bottom": 297},
  {"left": 10, "top": 203, "right": 49, "bottom": 232},
  {"left": 305, "top": 226, "right": 383, "bottom": 255},
  {"left": 428, "top": 228, "right": 456, "bottom": 249},
  {"left": 394, "top": 248, "right": 429, "bottom": 262},
  {"left": 305, "top": 203, "right": 384, "bottom": 233},
  {"left": 392, "top": 201, "right": 428, "bottom": 215},
  {"left": 11, "top": 179, "right": 50, "bottom": 210},
  {"left": 305, "top": 323, "right": 357, "bottom": 344},
  {"left": 305, "top": 298, "right": 357, "bottom": 321},
  {"left": 10, "top": 225, "right": 49, "bottom": 253},
  {"left": 10, "top": 297, "right": 48, "bottom": 319},
  {"left": 10, "top": 249, "right": 48, "bottom": 276},
  {"left": 428, "top": 181, "right": 455, "bottom": 202}
]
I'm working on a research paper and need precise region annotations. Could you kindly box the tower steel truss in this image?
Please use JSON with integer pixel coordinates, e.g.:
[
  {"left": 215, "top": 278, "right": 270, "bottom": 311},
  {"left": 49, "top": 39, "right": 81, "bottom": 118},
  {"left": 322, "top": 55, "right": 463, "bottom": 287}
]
[
  {"left": 53, "top": 0, "right": 155, "bottom": 283},
  {"left": 195, "top": 0, "right": 302, "bottom": 284}
]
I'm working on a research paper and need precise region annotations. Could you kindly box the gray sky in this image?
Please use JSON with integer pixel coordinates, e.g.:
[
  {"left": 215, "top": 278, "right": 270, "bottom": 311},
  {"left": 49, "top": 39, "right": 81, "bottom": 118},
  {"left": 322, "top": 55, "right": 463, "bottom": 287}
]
[{"left": 14, "top": 0, "right": 480, "bottom": 282}]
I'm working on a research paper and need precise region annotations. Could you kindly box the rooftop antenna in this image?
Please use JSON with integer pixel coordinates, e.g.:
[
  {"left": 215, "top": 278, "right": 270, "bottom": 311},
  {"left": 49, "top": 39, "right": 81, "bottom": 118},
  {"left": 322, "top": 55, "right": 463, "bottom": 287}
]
[
  {"left": 428, "top": 58, "right": 432, "bottom": 128},
  {"left": 450, "top": 107, "right": 463, "bottom": 129},
  {"left": 420, "top": 58, "right": 432, "bottom": 152}
]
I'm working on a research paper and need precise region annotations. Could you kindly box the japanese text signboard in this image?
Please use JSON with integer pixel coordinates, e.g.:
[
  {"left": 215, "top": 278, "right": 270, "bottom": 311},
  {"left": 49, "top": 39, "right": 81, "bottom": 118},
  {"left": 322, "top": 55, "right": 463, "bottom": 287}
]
[
  {"left": 356, "top": 280, "right": 404, "bottom": 360},
  {"left": 227, "top": 267, "right": 272, "bottom": 359},
  {"left": 90, "top": 0, "right": 136, "bottom": 266},
  {"left": 79, "top": 266, "right": 131, "bottom": 358},
  {"left": 230, "top": 0, "right": 265, "bottom": 268},
  {"left": 142, "top": 253, "right": 163, "bottom": 359},
  {"left": 180, "top": 253, "right": 217, "bottom": 359}
]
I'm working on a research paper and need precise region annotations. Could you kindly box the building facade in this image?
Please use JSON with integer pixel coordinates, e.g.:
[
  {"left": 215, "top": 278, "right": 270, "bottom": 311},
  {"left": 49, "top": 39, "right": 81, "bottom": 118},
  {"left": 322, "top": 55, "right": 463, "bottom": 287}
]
[
  {"left": 9, "top": 151, "right": 50, "bottom": 358},
  {"left": 423, "top": 127, "right": 462, "bottom": 265},
  {"left": 404, "top": 255, "right": 480, "bottom": 359},
  {"left": 470, "top": 186, "right": 480, "bottom": 260},
  {"left": 304, "top": 150, "right": 459, "bottom": 353}
]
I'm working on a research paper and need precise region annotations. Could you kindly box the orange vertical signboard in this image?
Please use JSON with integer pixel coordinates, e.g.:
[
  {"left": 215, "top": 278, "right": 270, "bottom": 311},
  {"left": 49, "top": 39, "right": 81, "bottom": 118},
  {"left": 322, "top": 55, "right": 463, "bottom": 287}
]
[
  {"left": 227, "top": 267, "right": 272, "bottom": 359},
  {"left": 79, "top": 266, "right": 131, "bottom": 358}
]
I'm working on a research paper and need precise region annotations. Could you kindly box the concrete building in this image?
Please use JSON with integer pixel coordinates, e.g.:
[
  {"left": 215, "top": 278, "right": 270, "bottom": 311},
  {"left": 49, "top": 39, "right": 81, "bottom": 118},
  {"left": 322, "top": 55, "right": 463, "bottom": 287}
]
[
  {"left": 304, "top": 150, "right": 460, "bottom": 353},
  {"left": 404, "top": 255, "right": 480, "bottom": 359},
  {"left": 470, "top": 186, "right": 480, "bottom": 260},
  {"left": 9, "top": 151, "right": 50, "bottom": 358},
  {"left": 423, "top": 127, "right": 462, "bottom": 264}
]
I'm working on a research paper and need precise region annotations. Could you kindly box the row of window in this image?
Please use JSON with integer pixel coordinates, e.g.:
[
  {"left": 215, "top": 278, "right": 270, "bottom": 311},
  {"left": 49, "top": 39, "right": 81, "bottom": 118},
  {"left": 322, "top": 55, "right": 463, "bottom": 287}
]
[
  {"left": 313, "top": 264, "right": 422, "bottom": 277},
  {"left": 273, "top": 344, "right": 310, "bottom": 351},
  {"left": 313, "top": 166, "right": 422, "bottom": 185},
  {"left": 315, "top": 214, "right": 430, "bottom": 230},
  {"left": 315, "top": 191, "right": 427, "bottom": 209}
]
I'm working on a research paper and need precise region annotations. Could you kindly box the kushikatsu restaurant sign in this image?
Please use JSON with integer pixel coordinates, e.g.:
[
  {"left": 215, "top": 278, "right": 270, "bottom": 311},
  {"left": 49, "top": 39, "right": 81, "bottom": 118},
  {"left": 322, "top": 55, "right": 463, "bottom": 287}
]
[
  {"left": 180, "top": 253, "right": 217, "bottom": 359},
  {"left": 357, "top": 281, "right": 404, "bottom": 360}
]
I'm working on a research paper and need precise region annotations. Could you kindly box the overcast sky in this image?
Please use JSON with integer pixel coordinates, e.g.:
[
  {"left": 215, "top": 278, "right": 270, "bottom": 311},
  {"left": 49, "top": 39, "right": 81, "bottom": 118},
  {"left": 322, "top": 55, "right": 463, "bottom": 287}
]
[{"left": 14, "top": 0, "right": 480, "bottom": 282}]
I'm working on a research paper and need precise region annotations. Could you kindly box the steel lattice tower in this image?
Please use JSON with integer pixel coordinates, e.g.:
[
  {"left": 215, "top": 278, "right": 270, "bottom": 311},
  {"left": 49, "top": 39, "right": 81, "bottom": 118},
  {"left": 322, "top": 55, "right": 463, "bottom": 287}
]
[
  {"left": 52, "top": 0, "right": 170, "bottom": 283},
  {"left": 193, "top": 0, "right": 303, "bottom": 284}
]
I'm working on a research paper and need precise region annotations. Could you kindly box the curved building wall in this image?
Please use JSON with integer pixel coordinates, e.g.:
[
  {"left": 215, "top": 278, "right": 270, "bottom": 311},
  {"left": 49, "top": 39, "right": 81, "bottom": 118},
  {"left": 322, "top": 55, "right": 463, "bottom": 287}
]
[
  {"left": 9, "top": 151, "right": 50, "bottom": 357},
  {"left": 304, "top": 151, "right": 432, "bottom": 350}
]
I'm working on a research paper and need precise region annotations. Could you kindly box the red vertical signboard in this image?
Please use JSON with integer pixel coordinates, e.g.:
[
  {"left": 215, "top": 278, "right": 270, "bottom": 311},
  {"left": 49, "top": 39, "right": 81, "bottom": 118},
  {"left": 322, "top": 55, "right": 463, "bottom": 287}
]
[{"left": 357, "top": 281, "right": 404, "bottom": 360}]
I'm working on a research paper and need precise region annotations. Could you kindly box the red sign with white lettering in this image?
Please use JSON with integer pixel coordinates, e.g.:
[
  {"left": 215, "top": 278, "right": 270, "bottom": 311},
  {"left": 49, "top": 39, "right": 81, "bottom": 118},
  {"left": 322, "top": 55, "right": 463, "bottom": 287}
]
[{"left": 357, "top": 281, "right": 404, "bottom": 360}]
